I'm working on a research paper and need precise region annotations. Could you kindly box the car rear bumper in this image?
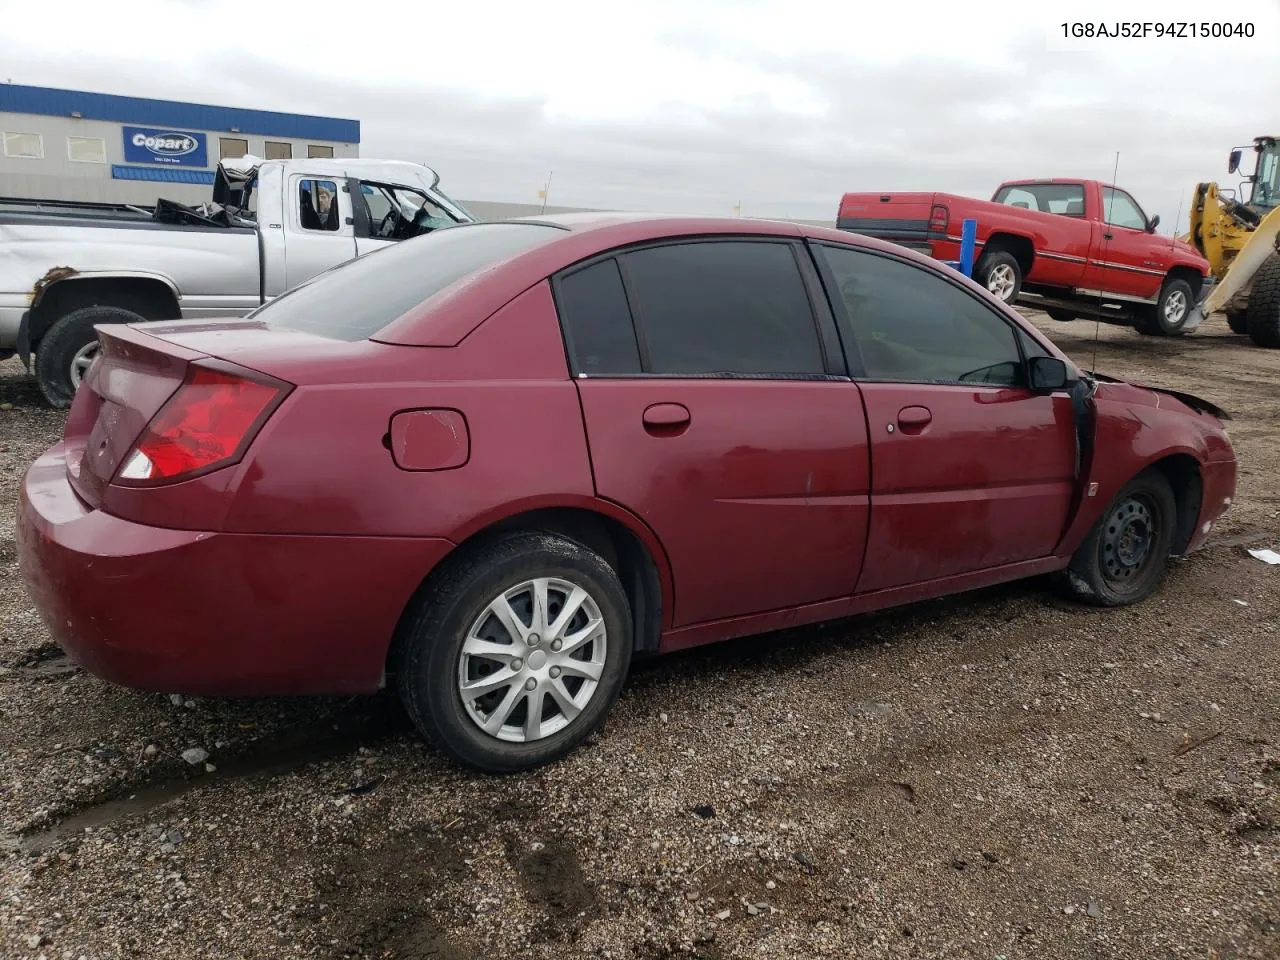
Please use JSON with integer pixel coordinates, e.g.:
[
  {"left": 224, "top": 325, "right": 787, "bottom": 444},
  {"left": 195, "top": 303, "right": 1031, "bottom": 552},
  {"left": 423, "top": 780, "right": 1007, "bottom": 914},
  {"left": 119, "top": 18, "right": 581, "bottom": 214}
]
[{"left": 16, "top": 443, "right": 455, "bottom": 696}]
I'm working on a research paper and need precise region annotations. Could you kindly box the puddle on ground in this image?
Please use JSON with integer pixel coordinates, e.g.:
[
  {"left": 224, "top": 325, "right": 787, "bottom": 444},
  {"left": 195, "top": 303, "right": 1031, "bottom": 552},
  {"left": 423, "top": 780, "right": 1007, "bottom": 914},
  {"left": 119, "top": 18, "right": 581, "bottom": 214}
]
[
  {"left": 15, "top": 700, "right": 409, "bottom": 856},
  {"left": 4, "top": 644, "right": 81, "bottom": 680}
]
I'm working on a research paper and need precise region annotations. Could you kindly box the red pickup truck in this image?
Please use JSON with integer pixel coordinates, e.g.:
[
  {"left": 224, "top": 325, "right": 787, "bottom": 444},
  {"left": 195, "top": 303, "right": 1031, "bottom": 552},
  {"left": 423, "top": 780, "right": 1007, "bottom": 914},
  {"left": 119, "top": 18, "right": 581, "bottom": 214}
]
[{"left": 836, "top": 179, "right": 1213, "bottom": 336}]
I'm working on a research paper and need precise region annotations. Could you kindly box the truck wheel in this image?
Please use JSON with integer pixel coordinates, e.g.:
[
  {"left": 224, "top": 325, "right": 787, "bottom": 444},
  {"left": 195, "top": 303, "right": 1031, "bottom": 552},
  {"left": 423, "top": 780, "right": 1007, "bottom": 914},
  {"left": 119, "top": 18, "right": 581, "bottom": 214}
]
[
  {"left": 973, "top": 250, "right": 1022, "bottom": 305},
  {"left": 1046, "top": 308, "right": 1078, "bottom": 322},
  {"left": 1226, "top": 311, "right": 1250, "bottom": 335},
  {"left": 1134, "top": 278, "right": 1193, "bottom": 337},
  {"left": 1245, "top": 253, "right": 1280, "bottom": 349},
  {"left": 35, "top": 305, "right": 145, "bottom": 409}
]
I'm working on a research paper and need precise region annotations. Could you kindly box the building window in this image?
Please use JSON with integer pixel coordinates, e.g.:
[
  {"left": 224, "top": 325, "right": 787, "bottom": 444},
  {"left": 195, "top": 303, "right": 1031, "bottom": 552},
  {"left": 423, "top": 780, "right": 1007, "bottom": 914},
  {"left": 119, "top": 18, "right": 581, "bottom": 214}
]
[
  {"left": 3, "top": 132, "right": 44, "bottom": 159},
  {"left": 67, "top": 136, "right": 107, "bottom": 164},
  {"left": 219, "top": 137, "right": 249, "bottom": 161},
  {"left": 265, "top": 141, "right": 292, "bottom": 160},
  {"left": 307, "top": 144, "right": 334, "bottom": 159}
]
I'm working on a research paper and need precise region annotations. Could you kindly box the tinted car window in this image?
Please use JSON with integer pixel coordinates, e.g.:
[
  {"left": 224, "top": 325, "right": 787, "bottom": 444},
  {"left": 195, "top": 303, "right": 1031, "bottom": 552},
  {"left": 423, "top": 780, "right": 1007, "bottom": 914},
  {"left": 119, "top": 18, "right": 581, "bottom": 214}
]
[
  {"left": 819, "top": 245, "right": 1024, "bottom": 386},
  {"left": 556, "top": 258, "right": 642, "bottom": 375},
  {"left": 252, "top": 223, "right": 565, "bottom": 341},
  {"left": 620, "top": 241, "right": 826, "bottom": 376}
]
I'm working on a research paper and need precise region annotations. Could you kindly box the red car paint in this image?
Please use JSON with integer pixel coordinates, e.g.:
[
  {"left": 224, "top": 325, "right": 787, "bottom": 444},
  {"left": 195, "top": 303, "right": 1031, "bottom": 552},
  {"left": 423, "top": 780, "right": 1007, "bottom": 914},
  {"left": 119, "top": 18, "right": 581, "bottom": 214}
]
[
  {"left": 16, "top": 214, "right": 1236, "bottom": 696},
  {"left": 837, "top": 178, "right": 1211, "bottom": 311}
]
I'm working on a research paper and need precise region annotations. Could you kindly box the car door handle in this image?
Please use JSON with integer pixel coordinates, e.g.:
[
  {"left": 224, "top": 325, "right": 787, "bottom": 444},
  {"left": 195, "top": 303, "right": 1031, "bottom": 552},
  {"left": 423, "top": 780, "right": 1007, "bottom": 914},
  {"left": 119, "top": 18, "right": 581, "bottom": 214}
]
[
  {"left": 642, "top": 402, "right": 691, "bottom": 433},
  {"left": 896, "top": 405, "right": 932, "bottom": 434},
  {"left": 1103, "top": 232, "right": 1114, "bottom": 240}
]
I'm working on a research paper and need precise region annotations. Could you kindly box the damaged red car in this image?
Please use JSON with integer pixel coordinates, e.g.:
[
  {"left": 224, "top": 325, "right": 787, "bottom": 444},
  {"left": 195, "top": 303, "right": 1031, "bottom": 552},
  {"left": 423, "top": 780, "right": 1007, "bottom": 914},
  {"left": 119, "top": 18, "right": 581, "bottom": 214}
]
[{"left": 17, "top": 214, "right": 1237, "bottom": 773}]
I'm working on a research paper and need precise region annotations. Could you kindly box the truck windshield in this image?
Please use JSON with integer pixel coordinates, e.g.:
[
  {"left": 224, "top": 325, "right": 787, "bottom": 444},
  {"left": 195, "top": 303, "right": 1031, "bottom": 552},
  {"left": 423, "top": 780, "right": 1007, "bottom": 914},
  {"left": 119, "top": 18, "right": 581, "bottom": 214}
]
[
  {"left": 248, "top": 222, "right": 565, "bottom": 341},
  {"left": 992, "top": 183, "right": 1086, "bottom": 217},
  {"left": 433, "top": 185, "right": 477, "bottom": 222}
]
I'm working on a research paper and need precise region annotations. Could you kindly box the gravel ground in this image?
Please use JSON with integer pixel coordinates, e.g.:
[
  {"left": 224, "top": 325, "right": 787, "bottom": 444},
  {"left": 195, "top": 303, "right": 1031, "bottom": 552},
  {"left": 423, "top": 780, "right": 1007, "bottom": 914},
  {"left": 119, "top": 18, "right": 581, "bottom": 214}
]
[{"left": 0, "top": 310, "right": 1277, "bottom": 960}]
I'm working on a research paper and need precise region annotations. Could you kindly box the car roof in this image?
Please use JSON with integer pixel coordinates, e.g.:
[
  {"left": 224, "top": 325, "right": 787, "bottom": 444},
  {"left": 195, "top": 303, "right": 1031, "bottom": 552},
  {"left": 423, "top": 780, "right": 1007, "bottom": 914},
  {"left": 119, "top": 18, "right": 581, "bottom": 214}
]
[{"left": 372, "top": 212, "right": 984, "bottom": 348}]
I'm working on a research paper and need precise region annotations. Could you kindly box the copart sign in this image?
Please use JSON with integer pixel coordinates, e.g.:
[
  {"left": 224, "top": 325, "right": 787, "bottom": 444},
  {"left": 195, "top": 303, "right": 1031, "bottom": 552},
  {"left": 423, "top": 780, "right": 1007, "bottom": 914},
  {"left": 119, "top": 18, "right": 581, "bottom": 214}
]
[{"left": 122, "top": 126, "right": 208, "bottom": 167}]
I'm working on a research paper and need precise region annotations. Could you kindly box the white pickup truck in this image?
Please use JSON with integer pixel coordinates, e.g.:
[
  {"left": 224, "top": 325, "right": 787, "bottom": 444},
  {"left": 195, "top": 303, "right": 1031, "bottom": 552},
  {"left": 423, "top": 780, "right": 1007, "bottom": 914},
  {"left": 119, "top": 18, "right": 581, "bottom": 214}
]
[{"left": 0, "top": 157, "right": 476, "bottom": 406}]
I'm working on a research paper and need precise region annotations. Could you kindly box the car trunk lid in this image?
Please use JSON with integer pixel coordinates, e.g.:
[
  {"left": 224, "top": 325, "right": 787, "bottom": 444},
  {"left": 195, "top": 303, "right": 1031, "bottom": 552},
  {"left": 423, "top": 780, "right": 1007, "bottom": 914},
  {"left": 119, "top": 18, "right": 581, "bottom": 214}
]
[
  {"left": 64, "top": 324, "right": 207, "bottom": 507},
  {"left": 64, "top": 321, "right": 313, "bottom": 508}
]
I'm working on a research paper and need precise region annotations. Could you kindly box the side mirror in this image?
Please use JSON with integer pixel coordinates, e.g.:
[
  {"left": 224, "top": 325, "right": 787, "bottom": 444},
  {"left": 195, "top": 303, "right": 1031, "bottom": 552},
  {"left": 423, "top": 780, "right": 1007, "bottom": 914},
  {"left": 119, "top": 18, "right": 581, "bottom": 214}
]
[
  {"left": 1146, "top": 213, "right": 1160, "bottom": 234},
  {"left": 1228, "top": 149, "right": 1242, "bottom": 174},
  {"left": 1029, "top": 355, "right": 1070, "bottom": 391}
]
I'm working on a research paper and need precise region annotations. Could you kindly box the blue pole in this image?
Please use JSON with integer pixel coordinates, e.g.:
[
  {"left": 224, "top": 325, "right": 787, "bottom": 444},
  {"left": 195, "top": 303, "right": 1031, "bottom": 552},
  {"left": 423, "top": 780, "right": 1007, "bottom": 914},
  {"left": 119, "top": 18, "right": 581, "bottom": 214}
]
[{"left": 959, "top": 218, "right": 977, "bottom": 277}]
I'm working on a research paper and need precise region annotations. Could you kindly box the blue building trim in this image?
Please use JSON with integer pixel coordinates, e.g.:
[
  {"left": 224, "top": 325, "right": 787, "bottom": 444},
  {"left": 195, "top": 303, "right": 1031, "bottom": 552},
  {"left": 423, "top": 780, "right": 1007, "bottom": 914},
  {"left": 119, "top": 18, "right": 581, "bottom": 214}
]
[
  {"left": 112, "top": 165, "right": 217, "bottom": 185},
  {"left": 1, "top": 84, "right": 359, "bottom": 144}
]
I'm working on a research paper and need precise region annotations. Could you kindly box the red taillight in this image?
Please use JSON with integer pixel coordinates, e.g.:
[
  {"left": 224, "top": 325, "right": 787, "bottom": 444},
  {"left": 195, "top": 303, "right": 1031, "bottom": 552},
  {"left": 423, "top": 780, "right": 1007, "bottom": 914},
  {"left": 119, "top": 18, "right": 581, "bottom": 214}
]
[
  {"left": 116, "top": 363, "right": 289, "bottom": 485},
  {"left": 928, "top": 203, "right": 950, "bottom": 237}
]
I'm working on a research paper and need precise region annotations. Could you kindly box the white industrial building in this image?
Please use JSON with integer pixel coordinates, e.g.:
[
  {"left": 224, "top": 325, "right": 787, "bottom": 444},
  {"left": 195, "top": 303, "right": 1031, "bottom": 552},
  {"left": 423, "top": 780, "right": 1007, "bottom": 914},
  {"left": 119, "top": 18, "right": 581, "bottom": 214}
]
[{"left": 0, "top": 83, "right": 359, "bottom": 206}]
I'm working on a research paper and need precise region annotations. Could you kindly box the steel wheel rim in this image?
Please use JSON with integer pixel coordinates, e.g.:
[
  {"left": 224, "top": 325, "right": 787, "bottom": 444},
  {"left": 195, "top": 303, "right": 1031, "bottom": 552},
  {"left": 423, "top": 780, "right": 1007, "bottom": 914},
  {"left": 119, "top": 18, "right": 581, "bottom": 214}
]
[
  {"left": 69, "top": 341, "right": 99, "bottom": 391},
  {"left": 457, "top": 576, "right": 607, "bottom": 743},
  {"left": 1164, "top": 290, "right": 1188, "bottom": 325},
  {"left": 1100, "top": 494, "right": 1158, "bottom": 587},
  {"left": 987, "top": 264, "right": 1016, "bottom": 300}
]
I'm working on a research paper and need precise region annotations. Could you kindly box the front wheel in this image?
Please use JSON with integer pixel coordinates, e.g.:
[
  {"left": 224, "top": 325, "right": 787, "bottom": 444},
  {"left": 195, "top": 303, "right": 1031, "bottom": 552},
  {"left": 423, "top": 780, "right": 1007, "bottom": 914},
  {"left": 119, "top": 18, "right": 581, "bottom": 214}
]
[
  {"left": 1245, "top": 253, "right": 1280, "bottom": 348},
  {"left": 1226, "top": 310, "right": 1250, "bottom": 335},
  {"left": 395, "top": 531, "right": 633, "bottom": 773},
  {"left": 1134, "top": 278, "right": 1193, "bottom": 337},
  {"left": 1055, "top": 469, "right": 1177, "bottom": 607}
]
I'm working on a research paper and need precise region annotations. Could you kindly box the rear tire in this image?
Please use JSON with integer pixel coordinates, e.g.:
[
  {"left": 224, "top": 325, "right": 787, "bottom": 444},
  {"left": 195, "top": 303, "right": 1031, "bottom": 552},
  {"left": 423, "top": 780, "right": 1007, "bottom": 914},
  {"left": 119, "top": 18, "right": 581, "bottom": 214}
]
[
  {"left": 973, "top": 250, "right": 1022, "bottom": 305},
  {"left": 1134, "top": 278, "right": 1193, "bottom": 337},
  {"left": 34, "top": 305, "right": 146, "bottom": 409},
  {"left": 1055, "top": 469, "right": 1177, "bottom": 607},
  {"left": 394, "top": 531, "right": 633, "bottom": 773},
  {"left": 1226, "top": 310, "right": 1250, "bottom": 335},
  {"left": 1046, "top": 307, "right": 1078, "bottom": 322},
  {"left": 1245, "top": 253, "right": 1280, "bottom": 348}
]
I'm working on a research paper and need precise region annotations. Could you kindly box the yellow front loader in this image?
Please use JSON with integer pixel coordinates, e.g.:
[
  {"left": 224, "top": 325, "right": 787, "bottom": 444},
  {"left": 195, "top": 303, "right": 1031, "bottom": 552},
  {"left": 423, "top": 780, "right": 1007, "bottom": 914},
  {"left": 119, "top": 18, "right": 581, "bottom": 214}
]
[{"left": 1184, "top": 135, "right": 1280, "bottom": 347}]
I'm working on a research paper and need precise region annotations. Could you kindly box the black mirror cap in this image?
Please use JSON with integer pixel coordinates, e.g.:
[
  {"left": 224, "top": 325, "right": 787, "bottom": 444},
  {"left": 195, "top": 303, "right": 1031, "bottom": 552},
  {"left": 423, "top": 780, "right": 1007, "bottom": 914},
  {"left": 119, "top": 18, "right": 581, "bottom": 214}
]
[
  {"left": 1147, "top": 213, "right": 1160, "bottom": 233},
  {"left": 1029, "top": 355, "right": 1071, "bottom": 391},
  {"left": 1229, "top": 149, "right": 1242, "bottom": 174}
]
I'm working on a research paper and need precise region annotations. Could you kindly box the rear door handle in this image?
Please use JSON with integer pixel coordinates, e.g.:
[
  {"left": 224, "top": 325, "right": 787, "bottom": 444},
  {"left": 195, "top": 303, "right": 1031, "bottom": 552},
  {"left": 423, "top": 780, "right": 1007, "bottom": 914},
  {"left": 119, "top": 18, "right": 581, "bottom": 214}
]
[
  {"left": 642, "top": 402, "right": 691, "bottom": 433},
  {"left": 896, "top": 405, "right": 932, "bottom": 434}
]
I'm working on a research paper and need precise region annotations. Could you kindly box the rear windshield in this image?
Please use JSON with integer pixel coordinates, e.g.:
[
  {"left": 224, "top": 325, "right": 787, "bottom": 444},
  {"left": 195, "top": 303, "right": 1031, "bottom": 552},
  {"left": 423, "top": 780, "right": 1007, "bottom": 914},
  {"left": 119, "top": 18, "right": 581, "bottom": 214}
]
[{"left": 250, "top": 222, "right": 566, "bottom": 341}]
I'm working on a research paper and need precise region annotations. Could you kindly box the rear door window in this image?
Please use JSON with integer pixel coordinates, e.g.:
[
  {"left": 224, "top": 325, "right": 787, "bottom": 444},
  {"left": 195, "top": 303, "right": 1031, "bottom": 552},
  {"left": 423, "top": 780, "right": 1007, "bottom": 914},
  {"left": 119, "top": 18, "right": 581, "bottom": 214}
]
[
  {"left": 619, "top": 240, "right": 827, "bottom": 376},
  {"left": 252, "top": 222, "right": 565, "bottom": 341},
  {"left": 555, "top": 258, "right": 643, "bottom": 375}
]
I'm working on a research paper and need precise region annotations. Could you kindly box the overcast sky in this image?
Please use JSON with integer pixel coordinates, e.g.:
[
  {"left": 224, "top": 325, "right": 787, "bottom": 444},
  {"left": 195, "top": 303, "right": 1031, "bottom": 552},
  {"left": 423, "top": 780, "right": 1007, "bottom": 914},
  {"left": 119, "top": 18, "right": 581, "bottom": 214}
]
[{"left": 2, "top": 0, "right": 1277, "bottom": 230}]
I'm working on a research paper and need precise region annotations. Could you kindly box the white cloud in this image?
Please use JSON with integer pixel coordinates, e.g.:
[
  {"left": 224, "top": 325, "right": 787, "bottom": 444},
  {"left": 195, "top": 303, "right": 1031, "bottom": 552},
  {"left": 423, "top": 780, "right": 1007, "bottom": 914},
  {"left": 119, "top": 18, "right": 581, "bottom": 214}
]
[{"left": 1, "top": 0, "right": 1277, "bottom": 228}]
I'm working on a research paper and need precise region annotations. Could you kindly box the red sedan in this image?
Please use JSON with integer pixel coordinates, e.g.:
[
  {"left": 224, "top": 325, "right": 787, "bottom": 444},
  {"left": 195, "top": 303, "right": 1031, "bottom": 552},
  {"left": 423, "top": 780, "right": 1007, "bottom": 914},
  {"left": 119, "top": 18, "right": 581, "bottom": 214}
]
[{"left": 16, "top": 214, "right": 1237, "bottom": 773}]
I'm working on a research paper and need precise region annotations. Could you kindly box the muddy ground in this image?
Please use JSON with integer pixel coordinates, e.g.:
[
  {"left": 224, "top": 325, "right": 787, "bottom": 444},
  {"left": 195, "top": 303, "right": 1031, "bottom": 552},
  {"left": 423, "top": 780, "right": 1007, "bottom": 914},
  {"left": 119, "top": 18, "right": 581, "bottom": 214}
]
[{"left": 0, "top": 311, "right": 1276, "bottom": 960}]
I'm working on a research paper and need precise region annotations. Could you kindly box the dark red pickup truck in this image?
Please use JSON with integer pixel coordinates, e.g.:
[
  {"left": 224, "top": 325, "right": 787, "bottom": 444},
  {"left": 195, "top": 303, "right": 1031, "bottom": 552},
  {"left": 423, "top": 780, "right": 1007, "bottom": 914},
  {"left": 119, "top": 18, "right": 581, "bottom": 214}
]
[{"left": 836, "top": 179, "right": 1213, "bottom": 336}]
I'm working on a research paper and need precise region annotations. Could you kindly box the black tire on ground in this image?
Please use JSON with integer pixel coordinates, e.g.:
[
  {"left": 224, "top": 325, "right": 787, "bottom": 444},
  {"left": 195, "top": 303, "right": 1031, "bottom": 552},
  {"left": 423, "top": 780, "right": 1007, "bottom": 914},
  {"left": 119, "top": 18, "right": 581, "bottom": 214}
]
[
  {"left": 972, "top": 250, "right": 1022, "bottom": 305},
  {"left": 1134, "top": 277, "right": 1194, "bottom": 337},
  {"left": 1226, "top": 310, "right": 1250, "bottom": 335},
  {"left": 34, "top": 305, "right": 146, "bottom": 409},
  {"left": 1046, "top": 308, "right": 1078, "bottom": 322},
  {"left": 1245, "top": 253, "right": 1280, "bottom": 348},
  {"left": 1055, "top": 468, "right": 1178, "bottom": 607},
  {"left": 394, "top": 530, "right": 634, "bottom": 773}
]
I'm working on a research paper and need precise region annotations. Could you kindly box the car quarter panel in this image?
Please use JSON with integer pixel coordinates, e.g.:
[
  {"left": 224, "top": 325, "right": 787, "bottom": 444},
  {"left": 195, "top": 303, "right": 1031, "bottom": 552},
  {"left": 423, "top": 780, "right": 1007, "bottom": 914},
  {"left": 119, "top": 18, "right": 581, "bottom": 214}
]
[{"left": 219, "top": 282, "right": 597, "bottom": 538}]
